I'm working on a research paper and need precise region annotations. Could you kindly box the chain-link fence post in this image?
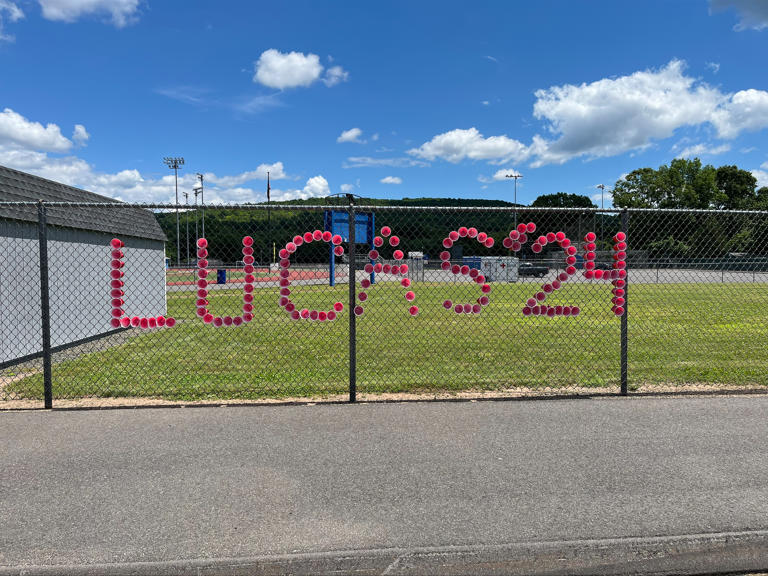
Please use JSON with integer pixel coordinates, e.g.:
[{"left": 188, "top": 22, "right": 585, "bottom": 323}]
[
  {"left": 347, "top": 194, "right": 357, "bottom": 402},
  {"left": 37, "top": 201, "right": 53, "bottom": 408},
  {"left": 620, "top": 208, "right": 629, "bottom": 396}
]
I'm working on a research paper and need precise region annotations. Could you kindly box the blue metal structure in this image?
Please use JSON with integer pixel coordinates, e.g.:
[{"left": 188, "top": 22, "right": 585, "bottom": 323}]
[{"left": 324, "top": 210, "right": 375, "bottom": 287}]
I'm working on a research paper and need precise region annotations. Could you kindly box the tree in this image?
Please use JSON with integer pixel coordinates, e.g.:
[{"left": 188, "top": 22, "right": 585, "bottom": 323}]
[
  {"left": 715, "top": 165, "right": 757, "bottom": 209},
  {"left": 613, "top": 158, "right": 717, "bottom": 209},
  {"left": 531, "top": 192, "right": 596, "bottom": 208}
]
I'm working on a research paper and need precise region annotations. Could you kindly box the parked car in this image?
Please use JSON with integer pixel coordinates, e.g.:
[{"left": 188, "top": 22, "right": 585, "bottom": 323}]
[{"left": 519, "top": 262, "right": 549, "bottom": 277}]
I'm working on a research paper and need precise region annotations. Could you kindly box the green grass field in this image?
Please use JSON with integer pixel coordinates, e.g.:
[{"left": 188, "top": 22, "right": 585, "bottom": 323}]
[{"left": 4, "top": 281, "right": 768, "bottom": 401}]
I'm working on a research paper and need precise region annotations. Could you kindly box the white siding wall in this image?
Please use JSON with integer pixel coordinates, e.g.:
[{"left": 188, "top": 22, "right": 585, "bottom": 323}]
[{"left": 1, "top": 221, "right": 166, "bottom": 363}]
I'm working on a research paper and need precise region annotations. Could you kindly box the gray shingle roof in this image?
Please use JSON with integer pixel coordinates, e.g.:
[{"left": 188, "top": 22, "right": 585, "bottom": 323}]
[{"left": 0, "top": 165, "right": 166, "bottom": 242}]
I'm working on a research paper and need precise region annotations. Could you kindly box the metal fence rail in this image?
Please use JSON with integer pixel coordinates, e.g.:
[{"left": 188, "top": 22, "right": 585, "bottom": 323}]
[{"left": 1, "top": 199, "right": 767, "bottom": 407}]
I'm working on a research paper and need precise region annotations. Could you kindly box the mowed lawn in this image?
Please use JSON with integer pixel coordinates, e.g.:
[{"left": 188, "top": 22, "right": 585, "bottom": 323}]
[{"left": 5, "top": 281, "right": 768, "bottom": 400}]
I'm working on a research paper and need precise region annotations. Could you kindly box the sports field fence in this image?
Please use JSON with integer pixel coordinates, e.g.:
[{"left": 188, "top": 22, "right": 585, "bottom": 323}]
[{"left": 2, "top": 198, "right": 768, "bottom": 408}]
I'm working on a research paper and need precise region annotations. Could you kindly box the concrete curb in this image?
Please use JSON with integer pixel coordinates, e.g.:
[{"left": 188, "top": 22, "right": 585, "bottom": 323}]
[{"left": 3, "top": 530, "right": 767, "bottom": 576}]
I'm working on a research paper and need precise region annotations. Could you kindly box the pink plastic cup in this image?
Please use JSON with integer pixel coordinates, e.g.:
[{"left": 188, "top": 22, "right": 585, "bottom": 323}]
[
  {"left": 374, "top": 236, "right": 384, "bottom": 247},
  {"left": 405, "top": 291, "right": 415, "bottom": 301},
  {"left": 409, "top": 306, "right": 419, "bottom": 316},
  {"left": 381, "top": 226, "right": 392, "bottom": 237},
  {"left": 458, "top": 226, "right": 468, "bottom": 237}
]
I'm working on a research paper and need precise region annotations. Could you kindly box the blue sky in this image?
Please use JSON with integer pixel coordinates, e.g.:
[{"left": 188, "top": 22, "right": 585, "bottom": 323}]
[{"left": 1, "top": 0, "right": 767, "bottom": 205}]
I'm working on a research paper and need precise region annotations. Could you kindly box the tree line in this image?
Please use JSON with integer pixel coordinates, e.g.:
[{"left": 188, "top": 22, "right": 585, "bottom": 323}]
[{"left": 156, "top": 158, "right": 768, "bottom": 264}]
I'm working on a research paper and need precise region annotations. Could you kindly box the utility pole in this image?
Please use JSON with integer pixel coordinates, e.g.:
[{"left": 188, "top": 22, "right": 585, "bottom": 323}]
[
  {"left": 505, "top": 172, "right": 523, "bottom": 229},
  {"left": 183, "top": 190, "right": 190, "bottom": 265},
  {"left": 267, "top": 171, "right": 272, "bottom": 264},
  {"left": 163, "top": 157, "right": 185, "bottom": 266},
  {"left": 193, "top": 173, "right": 204, "bottom": 239},
  {"left": 597, "top": 184, "right": 606, "bottom": 243}
]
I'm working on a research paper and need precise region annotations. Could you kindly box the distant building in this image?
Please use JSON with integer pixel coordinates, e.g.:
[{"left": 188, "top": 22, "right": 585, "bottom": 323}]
[{"left": 0, "top": 165, "right": 167, "bottom": 365}]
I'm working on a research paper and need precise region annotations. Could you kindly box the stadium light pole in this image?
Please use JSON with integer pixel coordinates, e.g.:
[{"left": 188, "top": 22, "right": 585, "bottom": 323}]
[
  {"left": 183, "top": 190, "right": 190, "bottom": 265},
  {"left": 193, "top": 174, "right": 203, "bottom": 243},
  {"left": 163, "top": 157, "right": 185, "bottom": 266},
  {"left": 505, "top": 172, "right": 522, "bottom": 229},
  {"left": 194, "top": 173, "right": 205, "bottom": 239},
  {"left": 597, "top": 183, "right": 606, "bottom": 243}
]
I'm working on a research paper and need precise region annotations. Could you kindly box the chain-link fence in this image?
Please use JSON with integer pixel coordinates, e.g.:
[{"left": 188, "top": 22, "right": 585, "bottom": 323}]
[{"left": 2, "top": 199, "right": 767, "bottom": 407}]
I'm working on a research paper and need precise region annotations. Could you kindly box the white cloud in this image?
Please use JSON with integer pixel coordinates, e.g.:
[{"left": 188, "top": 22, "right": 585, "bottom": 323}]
[
  {"left": 706, "top": 61, "right": 720, "bottom": 74},
  {"left": 407, "top": 127, "right": 529, "bottom": 164},
  {"left": 380, "top": 176, "right": 402, "bottom": 185},
  {"left": 343, "top": 156, "right": 428, "bottom": 168},
  {"left": 72, "top": 124, "right": 89, "bottom": 146},
  {"left": 337, "top": 127, "right": 364, "bottom": 143},
  {"left": 340, "top": 183, "right": 354, "bottom": 193},
  {"left": 323, "top": 65, "right": 349, "bottom": 87},
  {"left": 529, "top": 60, "right": 768, "bottom": 166},
  {"left": 751, "top": 164, "right": 768, "bottom": 187},
  {"left": 530, "top": 60, "right": 723, "bottom": 166},
  {"left": 371, "top": 133, "right": 379, "bottom": 141},
  {"left": 0, "top": 144, "right": 314, "bottom": 203},
  {"left": 38, "top": 0, "right": 141, "bottom": 27},
  {"left": 492, "top": 168, "right": 521, "bottom": 181},
  {"left": 710, "top": 0, "right": 768, "bottom": 30},
  {"left": 0, "top": 1, "right": 23, "bottom": 42},
  {"left": 204, "top": 162, "right": 286, "bottom": 188},
  {"left": 675, "top": 142, "right": 731, "bottom": 158},
  {"left": 270, "top": 175, "right": 330, "bottom": 201},
  {"left": 710, "top": 88, "right": 768, "bottom": 138},
  {"left": 253, "top": 49, "right": 334, "bottom": 90},
  {"left": 0, "top": 108, "right": 78, "bottom": 152}
]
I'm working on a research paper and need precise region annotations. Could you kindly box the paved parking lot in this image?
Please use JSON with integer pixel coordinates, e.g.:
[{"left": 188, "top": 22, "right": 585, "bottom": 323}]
[{"left": 2, "top": 396, "right": 768, "bottom": 574}]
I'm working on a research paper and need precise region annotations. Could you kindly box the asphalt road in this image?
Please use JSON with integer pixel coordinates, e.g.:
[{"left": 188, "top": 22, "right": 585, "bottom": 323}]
[{"left": 2, "top": 396, "right": 768, "bottom": 575}]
